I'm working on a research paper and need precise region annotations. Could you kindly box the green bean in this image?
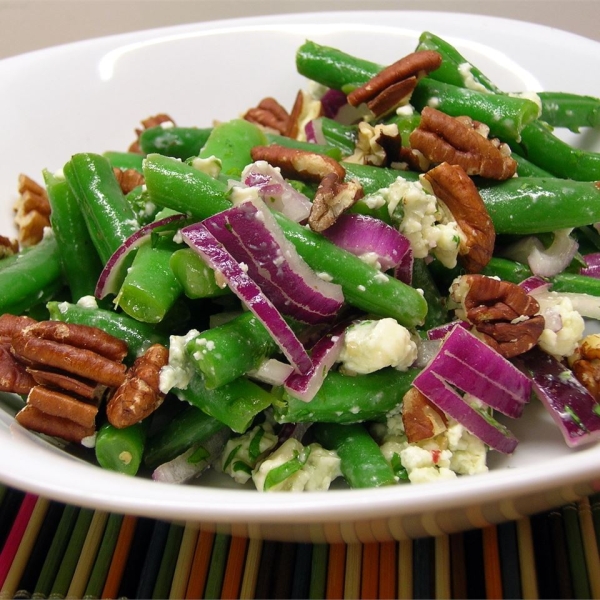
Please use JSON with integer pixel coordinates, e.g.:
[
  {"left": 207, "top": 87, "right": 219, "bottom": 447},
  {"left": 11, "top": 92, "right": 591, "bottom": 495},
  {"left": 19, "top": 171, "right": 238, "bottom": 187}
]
[
  {"left": 537, "top": 92, "right": 600, "bottom": 132},
  {"left": 265, "top": 133, "right": 344, "bottom": 160},
  {"left": 63, "top": 153, "right": 140, "bottom": 264},
  {"left": 95, "top": 421, "right": 146, "bottom": 476},
  {"left": 314, "top": 117, "right": 357, "bottom": 154},
  {"left": 144, "top": 404, "right": 227, "bottom": 469},
  {"left": 345, "top": 162, "right": 419, "bottom": 196},
  {"left": 139, "top": 125, "right": 213, "bottom": 160},
  {"left": 142, "top": 153, "right": 231, "bottom": 220},
  {"left": 478, "top": 177, "right": 600, "bottom": 234},
  {"left": 0, "top": 233, "right": 63, "bottom": 315},
  {"left": 274, "top": 368, "right": 418, "bottom": 424},
  {"left": 47, "top": 300, "right": 167, "bottom": 361},
  {"left": 174, "top": 374, "right": 276, "bottom": 433},
  {"left": 410, "top": 78, "right": 540, "bottom": 142},
  {"left": 103, "top": 151, "right": 145, "bottom": 172},
  {"left": 115, "top": 236, "right": 183, "bottom": 324},
  {"left": 44, "top": 170, "right": 103, "bottom": 301},
  {"left": 411, "top": 258, "right": 448, "bottom": 331},
  {"left": 511, "top": 154, "right": 553, "bottom": 178},
  {"left": 510, "top": 120, "right": 600, "bottom": 181},
  {"left": 312, "top": 422, "right": 396, "bottom": 488},
  {"left": 170, "top": 248, "right": 230, "bottom": 299},
  {"left": 143, "top": 155, "right": 428, "bottom": 328},
  {"left": 186, "top": 311, "right": 279, "bottom": 389},
  {"left": 198, "top": 118, "right": 267, "bottom": 178}
]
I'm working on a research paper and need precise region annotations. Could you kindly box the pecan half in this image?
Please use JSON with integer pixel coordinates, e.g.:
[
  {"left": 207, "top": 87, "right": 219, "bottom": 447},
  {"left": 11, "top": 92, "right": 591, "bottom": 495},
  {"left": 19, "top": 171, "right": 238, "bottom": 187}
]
[
  {"left": 27, "top": 385, "right": 98, "bottom": 429},
  {"left": 15, "top": 404, "right": 95, "bottom": 444},
  {"left": 308, "top": 173, "right": 364, "bottom": 232},
  {"left": 347, "top": 50, "right": 442, "bottom": 118},
  {"left": 250, "top": 144, "right": 346, "bottom": 183},
  {"left": 569, "top": 334, "right": 600, "bottom": 400},
  {"left": 344, "top": 122, "right": 403, "bottom": 168},
  {"left": 129, "top": 113, "right": 175, "bottom": 153},
  {"left": 113, "top": 168, "right": 145, "bottom": 195},
  {"left": 409, "top": 107, "right": 517, "bottom": 180},
  {"left": 402, "top": 387, "right": 447, "bottom": 443},
  {"left": 13, "top": 174, "right": 51, "bottom": 247},
  {"left": 107, "top": 343, "right": 169, "bottom": 428},
  {"left": 423, "top": 162, "right": 495, "bottom": 273},
  {"left": 0, "top": 235, "right": 18, "bottom": 259},
  {"left": 0, "top": 344, "right": 35, "bottom": 394},
  {"left": 451, "top": 274, "right": 545, "bottom": 358},
  {"left": 244, "top": 97, "right": 291, "bottom": 135}
]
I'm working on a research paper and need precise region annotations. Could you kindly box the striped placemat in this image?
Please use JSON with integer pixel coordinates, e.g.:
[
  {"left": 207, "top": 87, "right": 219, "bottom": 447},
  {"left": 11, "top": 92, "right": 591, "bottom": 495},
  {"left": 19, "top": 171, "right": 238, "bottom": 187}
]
[{"left": 0, "top": 485, "right": 599, "bottom": 599}]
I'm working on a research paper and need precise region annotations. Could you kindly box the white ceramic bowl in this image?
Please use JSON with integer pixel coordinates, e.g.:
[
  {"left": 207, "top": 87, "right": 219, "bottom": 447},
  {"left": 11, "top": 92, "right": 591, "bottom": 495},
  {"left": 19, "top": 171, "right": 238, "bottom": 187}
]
[{"left": 1, "top": 11, "right": 600, "bottom": 543}]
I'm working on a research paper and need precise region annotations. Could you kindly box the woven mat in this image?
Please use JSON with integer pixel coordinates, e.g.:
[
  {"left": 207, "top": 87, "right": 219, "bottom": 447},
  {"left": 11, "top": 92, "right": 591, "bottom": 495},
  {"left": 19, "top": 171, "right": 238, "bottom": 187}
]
[{"left": 0, "top": 486, "right": 599, "bottom": 599}]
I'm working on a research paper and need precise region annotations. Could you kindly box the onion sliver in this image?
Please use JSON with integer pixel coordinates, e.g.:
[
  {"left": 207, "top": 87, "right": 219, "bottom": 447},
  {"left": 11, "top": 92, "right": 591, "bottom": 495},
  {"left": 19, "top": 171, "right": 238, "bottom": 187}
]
[
  {"left": 242, "top": 161, "right": 312, "bottom": 223},
  {"left": 95, "top": 213, "right": 189, "bottom": 299},
  {"left": 322, "top": 213, "right": 412, "bottom": 272},
  {"left": 202, "top": 198, "right": 344, "bottom": 325},
  {"left": 413, "top": 326, "right": 531, "bottom": 452},
  {"left": 518, "top": 348, "right": 600, "bottom": 448},
  {"left": 181, "top": 222, "right": 312, "bottom": 374},
  {"left": 284, "top": 324, "right": 346, "bottom": 403}
]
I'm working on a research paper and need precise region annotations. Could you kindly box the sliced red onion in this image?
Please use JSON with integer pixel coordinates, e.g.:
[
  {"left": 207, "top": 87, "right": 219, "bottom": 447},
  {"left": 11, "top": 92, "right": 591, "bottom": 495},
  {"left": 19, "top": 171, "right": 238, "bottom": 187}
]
[
  {"left": 529, "top": 286, "right": 600, "bottom": 320},
  {"left": 181, "top": 222, "right": 312, "bottom": 374},
  {"left": 202, "top": 198, "right": 344, "bottom": 325},
  {"left": 581, "top": 252, "right": 600, "bottom": 278},
  {"left": 414, "top": 338, "right": 441, "bottom": 368},
  {"left": 320, "top": 88, "right": 348, "bottom": 119},
  {"left": 426, "top": 320, "right": 469, "bottom": 341},
  {"left": 284, "top": 324, "right": 346, "bottom": 402},
  {"left": 413, "top": 325, "right": 532, "bottom": 453},
  {"left": 518, "top": 348, "right": 600, "bottom": 448},
  {"left": 503, "top": 229, "right": 578, "bottom": 278},
  {"left": 305, "top": 119, "right": 327, "bottom": 145},
  {"left": 518, "top": 276, "right": 550, "bottom": 294},
  {"left": 241, "top": 161, "right": 312, "bottom": 223},
  {"left": 247, "top": 358, "right": 294, "bottom": 386},
  {"left": 413, "top": 369, "right": 519, "bottom": 454},
  {"left": 152, "top": 428, "right": 230, "bottom": 484},
  {"left": 322, "top": 213, "right": 412, "bottom": 272},
  {"left": 394, "top": 248, "right": 414, "bottom": 285},
  {"left": 95, "top": 213, "right": 189, "bottom": 299}
]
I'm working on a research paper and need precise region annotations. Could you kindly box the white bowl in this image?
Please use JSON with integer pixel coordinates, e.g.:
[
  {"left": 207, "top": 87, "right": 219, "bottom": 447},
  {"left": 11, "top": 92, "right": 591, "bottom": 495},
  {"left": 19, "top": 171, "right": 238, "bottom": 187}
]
[{"left": 1, "top": 11, "right": 600, "bottom": 543}]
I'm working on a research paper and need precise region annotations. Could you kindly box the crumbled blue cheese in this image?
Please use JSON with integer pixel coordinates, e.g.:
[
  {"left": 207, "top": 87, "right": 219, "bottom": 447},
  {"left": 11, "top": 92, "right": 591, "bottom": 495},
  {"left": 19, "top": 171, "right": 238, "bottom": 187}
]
[
  {"left": 76, "top": 295, "right": 99, "bottom": 309},
  {"left": 221, "top": 425, "right": 278, "bottom": 484},
  {"left": 252, "top": 438, "right": 341, "bottom": 492},
  {"left": 190, "top": 155, "right": 222, "bottom": 178},
  {"left": 158, "top": 329, "right": 200, "bottom": 394},
  {"left": 338, "top": 318, "right": 417, "bottom": 374},
  {"left": 535, "top": 292, "right": 585, "bottom": 357},
  {"left": 458, "top": 63, "right": 491, "bottom": 93}
]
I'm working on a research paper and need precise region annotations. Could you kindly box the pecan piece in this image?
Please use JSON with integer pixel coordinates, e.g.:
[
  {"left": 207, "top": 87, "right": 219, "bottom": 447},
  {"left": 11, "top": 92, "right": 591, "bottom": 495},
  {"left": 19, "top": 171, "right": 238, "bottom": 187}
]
[
  {"left": 13, "top": 174, "right": 51, "bottom": 247},
  {"left": 347, "top": 50, "right": 442, "bottom": 118},
  {"left": 15, "top": 404, "right": 95, "bottom": 444},
  {"left": 402, "top": 387, "right": 447, "bottom": 443},
  {"left": 409, "top": 107, "right": 517, "bottom": 180},
  {"left": 107, "top": 343, "right": 169, "bottom": 428},
  {"left": 0, "top": 235, "right": 18, "bottom": 259},
  {"left": 423, "top": 162, "right": 495, "bottom": 273},
  {"left": 250, "top": 144, "right": 346, "bottom": 183},
  {"left": 11, "top": 321, "right": 128, "bottom": 388},
  {"left": 0, "top": 344, "right": 35, "bottom": 394},
  {"left": 244, "top": 97, "right": 290, "bottom": 135},
  {"left": 451, "top": 274, "right": 545, "bottom": 358},
  {"left": 27, "top": 385, "right": 98, "bottom": 429},
  {"left": 308, "top": 173, "right": 364, "bottom": 232},
  {"left": 113, "top": 168, "right": 145, "bottom": 195},
  {"left": 569, "top": 334, "right": 600, "bottom": 400}
]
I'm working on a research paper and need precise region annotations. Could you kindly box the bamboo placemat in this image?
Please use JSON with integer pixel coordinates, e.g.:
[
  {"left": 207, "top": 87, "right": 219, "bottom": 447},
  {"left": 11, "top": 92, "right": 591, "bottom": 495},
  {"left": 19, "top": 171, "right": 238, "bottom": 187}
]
[{"left": 0, "top": 485, "right": 599, "bottom": 599}]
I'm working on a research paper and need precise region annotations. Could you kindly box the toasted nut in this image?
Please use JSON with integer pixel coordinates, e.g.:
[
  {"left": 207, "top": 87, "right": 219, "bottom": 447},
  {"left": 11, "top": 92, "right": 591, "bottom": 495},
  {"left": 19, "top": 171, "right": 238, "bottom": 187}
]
[
  {"left": 107, "top": 343, "right": 169, "bottom": 428},
  {"left": 27, "top": 368, "right": 99, "bottom": 400},
  {"left": 569, "top": 334, "right": 600, "bottom": 400},
  {"left": 451, "top": 274, "right": 545, "bottom": 358},
  {"left": 308, "top": 173, "right": 364, "bottom": 232},
  {"left": 15, "top": 404, "right": 95, "bottom": 444},
  {"left": 402, "top": 387, "right": 447, "bottom": 443},
  {"left": 0, "top": 344, "right": 35, "bottom": 394},
  {"left": 13, "top": 174, "right": 51, "bottom": 247},
  {"left": 27, "top": 385, "right": 98, "bottom": 429},
  {"left": 113, "top": 168, "right": 145, "bottom": 195},
  {"left": 409, "top": 107, "right": 517, "bottom": 180},
  {"left": 244, "top": 97, "right": 291, "bottom": 135},
  {"left": 0, "top": 314, "right": 36, "bottom": 343},
  {"left": 423, "top": 162, "right": 495, "bottom": 273},
  {"left": 251, "top": 144, "right": 346, "bottom": 183},
  {"left": 345, "top": 122, "right": 404, "bottom": 168},
  {"left": 0, "top": 235, "right": 19, "bottom": 258},
  {"left": 129, "top": 113, "right": 175, "bottom": 153},
  {"left": 347, "top": 50, "right": 442, "bottom": 118}
]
